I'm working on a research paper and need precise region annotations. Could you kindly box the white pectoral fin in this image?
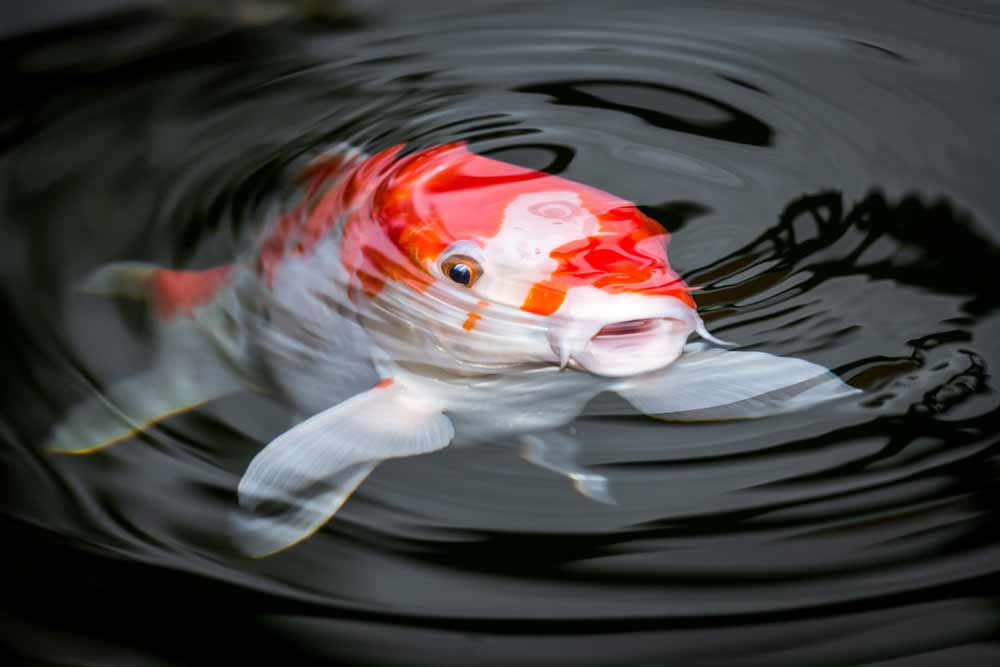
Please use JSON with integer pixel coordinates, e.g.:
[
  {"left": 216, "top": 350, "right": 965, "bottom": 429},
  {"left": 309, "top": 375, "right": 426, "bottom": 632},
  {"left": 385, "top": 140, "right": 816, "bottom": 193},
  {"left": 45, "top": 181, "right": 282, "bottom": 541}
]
[
  {"left": 617, "top": 344, "right": 860, "bottom": 421},
  {"left": 234, "top": 383, "right": 454, "bottom": 557}
]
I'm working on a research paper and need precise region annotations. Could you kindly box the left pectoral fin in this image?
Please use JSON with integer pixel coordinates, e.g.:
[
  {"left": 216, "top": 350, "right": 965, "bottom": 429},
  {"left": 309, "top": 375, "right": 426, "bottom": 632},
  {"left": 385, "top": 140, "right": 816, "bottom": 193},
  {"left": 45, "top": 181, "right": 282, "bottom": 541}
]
[
  {"left": 617, "top": 344, "right": 860, "bottom": 421},
  {"left": 234, "top": 382, "right": 454, "bottom": 557}
]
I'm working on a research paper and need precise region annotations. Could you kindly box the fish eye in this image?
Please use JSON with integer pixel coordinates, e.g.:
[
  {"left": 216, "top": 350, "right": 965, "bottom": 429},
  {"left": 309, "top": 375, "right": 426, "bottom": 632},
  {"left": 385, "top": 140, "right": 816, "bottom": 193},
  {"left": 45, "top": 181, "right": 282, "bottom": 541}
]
[{"left": 440, "top": 254, "right": 482, "bottom": 287}]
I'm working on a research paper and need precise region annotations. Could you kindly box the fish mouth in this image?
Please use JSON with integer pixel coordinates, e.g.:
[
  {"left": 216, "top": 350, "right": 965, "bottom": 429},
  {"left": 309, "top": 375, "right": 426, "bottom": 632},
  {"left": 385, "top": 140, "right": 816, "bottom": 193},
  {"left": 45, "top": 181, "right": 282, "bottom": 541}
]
[
  {"left": 546, "top": 293, "right": 724, "bottom": 377},
  {"left": 547, "top": 300, "right": 705, "bottom": 377},
  {"left": 578, "top": 316, "right": 692, "bottom": 377},
  {"left": 586, "top": 317, "right": 689, "bottom": 355},
  {"left": 592, "top": 318, "right": 661, "bottom": 339}
]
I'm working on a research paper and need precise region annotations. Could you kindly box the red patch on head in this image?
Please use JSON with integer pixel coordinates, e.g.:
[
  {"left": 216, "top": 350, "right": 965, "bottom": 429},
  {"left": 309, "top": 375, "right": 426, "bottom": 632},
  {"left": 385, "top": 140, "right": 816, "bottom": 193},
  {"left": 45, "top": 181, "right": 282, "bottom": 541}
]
[
  {"left": 270, "top": 140, "right": 693, "bottom": 312},
  {"left": 521, "top": 204, "right": 693, "bottom": 315},
  {"left": 372, "top": 143, "right": 690, "bottom": 309}
]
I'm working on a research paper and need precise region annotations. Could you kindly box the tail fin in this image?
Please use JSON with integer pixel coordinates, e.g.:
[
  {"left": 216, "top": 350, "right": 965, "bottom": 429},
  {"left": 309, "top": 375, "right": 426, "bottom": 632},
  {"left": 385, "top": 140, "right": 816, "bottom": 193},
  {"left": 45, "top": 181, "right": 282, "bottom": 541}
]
[
  {"left": 46, "top": 261, "right": 243, "bottom": 454},
  {"left": 83, "top": 262, "right": 232, "bottom": 321},
  {"left": 46, "top": 355, "right": 242, "bottom": 454}
]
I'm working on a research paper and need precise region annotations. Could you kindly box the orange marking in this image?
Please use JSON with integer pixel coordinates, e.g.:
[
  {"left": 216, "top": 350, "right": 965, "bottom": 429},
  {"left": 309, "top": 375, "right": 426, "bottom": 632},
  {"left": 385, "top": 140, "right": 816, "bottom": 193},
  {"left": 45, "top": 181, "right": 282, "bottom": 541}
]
[
  {"left": 375, "top": 379, "right": 394, "bottom": 389},
  {"left": 462, "top": 312, "right": 482, "bottom": 331},
  {"left": 521, "top": 282, "right": 567, "bottom": 316}
]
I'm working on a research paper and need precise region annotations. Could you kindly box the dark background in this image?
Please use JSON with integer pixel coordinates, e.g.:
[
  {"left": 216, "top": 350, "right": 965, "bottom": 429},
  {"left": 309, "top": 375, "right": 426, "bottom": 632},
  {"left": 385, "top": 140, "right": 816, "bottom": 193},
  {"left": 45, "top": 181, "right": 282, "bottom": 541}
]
[{"left": 3, "top": 2, "right": 1000, "bottom": 665}]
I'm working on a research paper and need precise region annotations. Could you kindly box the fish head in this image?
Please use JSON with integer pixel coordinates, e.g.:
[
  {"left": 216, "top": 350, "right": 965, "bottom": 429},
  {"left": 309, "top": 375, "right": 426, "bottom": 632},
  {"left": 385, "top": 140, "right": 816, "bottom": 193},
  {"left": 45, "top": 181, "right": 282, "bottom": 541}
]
[{"left": 342, "top": 142, "right": 714, "bottom": 378}]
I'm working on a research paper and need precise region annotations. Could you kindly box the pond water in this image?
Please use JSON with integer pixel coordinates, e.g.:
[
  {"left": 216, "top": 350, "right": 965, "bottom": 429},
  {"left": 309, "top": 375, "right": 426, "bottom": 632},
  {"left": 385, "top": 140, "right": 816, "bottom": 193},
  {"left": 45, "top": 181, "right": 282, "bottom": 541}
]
[{"left": 2, "top": 1, "right": 999, "bottom": 665}]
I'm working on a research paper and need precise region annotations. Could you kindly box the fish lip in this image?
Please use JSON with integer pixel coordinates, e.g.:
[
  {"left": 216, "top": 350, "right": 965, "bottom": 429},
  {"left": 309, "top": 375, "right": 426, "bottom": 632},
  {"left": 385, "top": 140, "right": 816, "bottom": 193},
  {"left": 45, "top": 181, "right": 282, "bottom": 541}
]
[
  {"left": 545, "top": 295, "right": 716, "bottom": 376},
  {"left": 575, "top": 316, "right": 690, "bottom": 377},
  {"left": 592, "top": 317, "right": 662, "bottom": 340},
  {"left": 585, "top": 317, "right": 686, "bottom": 356}
]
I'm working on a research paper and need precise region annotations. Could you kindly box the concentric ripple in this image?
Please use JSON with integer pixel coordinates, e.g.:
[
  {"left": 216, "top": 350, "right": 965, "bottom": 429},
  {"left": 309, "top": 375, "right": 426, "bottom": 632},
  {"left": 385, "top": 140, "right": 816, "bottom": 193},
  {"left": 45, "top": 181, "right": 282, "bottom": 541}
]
[{"left": 1, "top": 2, "right": 999, "bottom": 665}]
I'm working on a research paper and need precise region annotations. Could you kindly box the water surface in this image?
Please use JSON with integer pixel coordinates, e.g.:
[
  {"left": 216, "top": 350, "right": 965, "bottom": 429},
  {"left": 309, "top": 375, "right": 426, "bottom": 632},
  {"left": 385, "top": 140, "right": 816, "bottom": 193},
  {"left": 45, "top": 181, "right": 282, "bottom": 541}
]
[{"left": 2, "top": 1, "right": 999, "bottom": 664}]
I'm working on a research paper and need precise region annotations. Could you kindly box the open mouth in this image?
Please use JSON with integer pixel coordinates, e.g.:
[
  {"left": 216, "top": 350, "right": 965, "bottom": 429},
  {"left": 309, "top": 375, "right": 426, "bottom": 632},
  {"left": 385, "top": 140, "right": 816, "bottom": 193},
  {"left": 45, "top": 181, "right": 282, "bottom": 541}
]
[
  {"left": 545, "top": 294, "right": 704, "bottom": 377},
  {"left": 576, "top": 316, "right": 693, "bottom": 376},
  {"left": 592, "top": 318, "right": 660, "bottom": 339},
  {"left": 587, "top": 317, "right": 677, "bottom": 355}
]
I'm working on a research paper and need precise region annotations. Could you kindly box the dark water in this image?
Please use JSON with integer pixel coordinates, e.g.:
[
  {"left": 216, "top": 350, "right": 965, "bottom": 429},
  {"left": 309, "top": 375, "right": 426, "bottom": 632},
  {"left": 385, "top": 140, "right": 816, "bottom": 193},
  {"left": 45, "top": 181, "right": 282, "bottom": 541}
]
[{"left": 3, "top": 1, "right": 1000, "bottom": 664}]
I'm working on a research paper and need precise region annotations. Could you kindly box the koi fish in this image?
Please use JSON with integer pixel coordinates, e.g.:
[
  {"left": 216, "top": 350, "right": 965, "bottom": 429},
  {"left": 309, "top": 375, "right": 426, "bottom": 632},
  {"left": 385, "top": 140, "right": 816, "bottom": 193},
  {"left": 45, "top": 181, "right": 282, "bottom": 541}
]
[{"left": 46, "top": 142, "right": 859, "bottom": 556}]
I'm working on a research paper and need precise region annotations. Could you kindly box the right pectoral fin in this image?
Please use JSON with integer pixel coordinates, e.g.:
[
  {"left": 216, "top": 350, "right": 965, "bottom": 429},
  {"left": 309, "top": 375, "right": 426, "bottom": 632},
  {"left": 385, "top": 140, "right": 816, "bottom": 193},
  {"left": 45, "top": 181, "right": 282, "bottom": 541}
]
[
  {"left": 234, "top": 382, "right": 454, "bottom": 557},
  {"left": 617, "top": 343, "right": 860, "bottom": 421}
]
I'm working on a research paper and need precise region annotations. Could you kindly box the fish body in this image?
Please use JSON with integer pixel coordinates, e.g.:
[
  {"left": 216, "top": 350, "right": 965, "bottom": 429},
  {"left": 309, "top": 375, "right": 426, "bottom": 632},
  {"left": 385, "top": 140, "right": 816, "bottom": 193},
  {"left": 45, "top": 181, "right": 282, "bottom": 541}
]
[
  {"left": 252, "top": 143, "right": 703, "bottom": 428},
  {"left": 50, "top": 142, "right": 859, "bottom": 555}
]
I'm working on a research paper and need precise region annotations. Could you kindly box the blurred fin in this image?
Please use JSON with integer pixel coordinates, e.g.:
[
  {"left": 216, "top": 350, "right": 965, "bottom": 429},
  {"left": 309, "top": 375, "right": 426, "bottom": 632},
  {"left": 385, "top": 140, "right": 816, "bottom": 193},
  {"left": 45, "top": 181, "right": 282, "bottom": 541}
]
[
  {"left": 234, "top": 381, "right": 454, "bottom": 557},
  {"left": 81, "top": 262, "right": 157, "bottom": 300},
  {"left": 82, "top": 261, "right": 232, "bottom": 321},
  {"left": 48, "top": 266, "right": 248, "bottom": 454},
  {"left": 519, "top": 433, "right": 615, "bottom": 505},
  {"left": 617, "top": 344, "right": 860, "bottom": 421},
  {"left": 45, "top": 353, "right": 243, "bottom": 454}
]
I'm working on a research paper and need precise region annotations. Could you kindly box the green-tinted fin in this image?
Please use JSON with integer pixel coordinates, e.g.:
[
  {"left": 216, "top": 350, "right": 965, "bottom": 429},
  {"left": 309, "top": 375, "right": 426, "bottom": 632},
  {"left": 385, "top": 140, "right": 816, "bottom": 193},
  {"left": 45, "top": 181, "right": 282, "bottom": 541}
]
[{"left": 80, "top": 262, "right": 157, "bottom": 300}]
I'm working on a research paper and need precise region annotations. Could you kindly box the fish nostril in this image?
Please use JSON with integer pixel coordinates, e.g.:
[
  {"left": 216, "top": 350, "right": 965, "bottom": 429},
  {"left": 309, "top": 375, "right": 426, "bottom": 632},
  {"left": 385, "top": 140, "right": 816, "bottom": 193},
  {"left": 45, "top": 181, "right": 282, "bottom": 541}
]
[{"left": 593, "top": 318, "right": 659, "bottom": 338}]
